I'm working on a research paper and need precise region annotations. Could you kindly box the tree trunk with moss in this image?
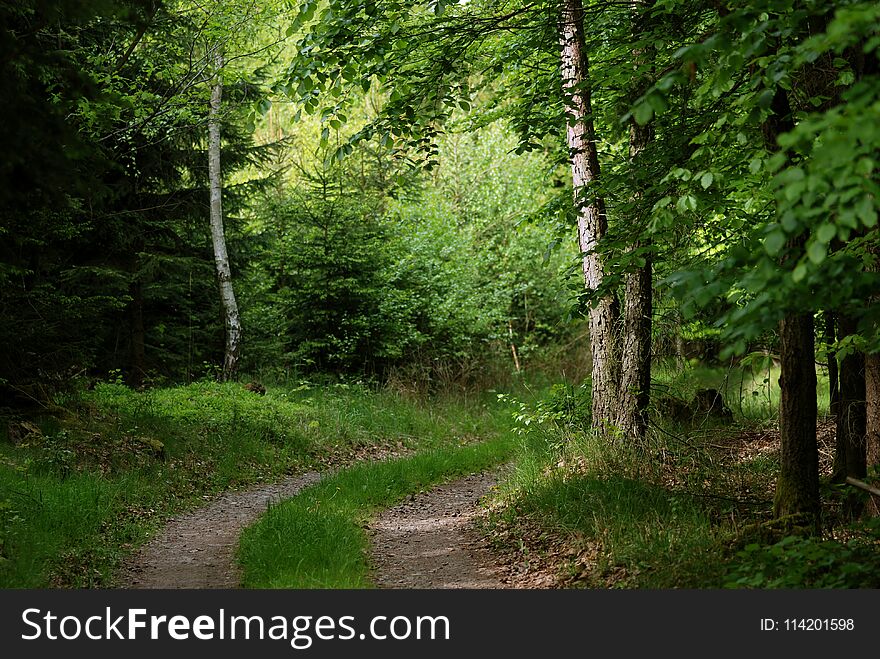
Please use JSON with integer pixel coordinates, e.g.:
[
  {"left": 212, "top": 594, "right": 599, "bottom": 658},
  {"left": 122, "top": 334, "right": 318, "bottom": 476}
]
[{"left": 773, "top": 312, "right": 820, "bottom": 532}]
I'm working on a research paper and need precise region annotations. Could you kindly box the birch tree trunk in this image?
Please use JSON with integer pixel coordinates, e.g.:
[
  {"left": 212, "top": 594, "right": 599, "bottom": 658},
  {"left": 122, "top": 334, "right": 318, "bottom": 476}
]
[
  {"left": 208, "top": 51, "right": 242, "bottom": 381},
  {"left": 558, "top": 0, "right": 618, "bottom": 429}
]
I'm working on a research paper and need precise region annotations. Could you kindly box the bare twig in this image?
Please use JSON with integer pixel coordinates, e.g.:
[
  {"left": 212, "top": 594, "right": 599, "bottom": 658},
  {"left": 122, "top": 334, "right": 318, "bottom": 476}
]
[{"left": 846, "top": 477, "right": 880, "bottom": 499}]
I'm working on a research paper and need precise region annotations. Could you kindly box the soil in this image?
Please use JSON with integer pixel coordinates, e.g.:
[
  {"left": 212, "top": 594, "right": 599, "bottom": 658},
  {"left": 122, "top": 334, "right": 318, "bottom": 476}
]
[
  {"left": 368, "top": 471, "right": 509, "bottom": 589},
  {"left": 116, "top": 472, "right": 322, "bottom": 588}
]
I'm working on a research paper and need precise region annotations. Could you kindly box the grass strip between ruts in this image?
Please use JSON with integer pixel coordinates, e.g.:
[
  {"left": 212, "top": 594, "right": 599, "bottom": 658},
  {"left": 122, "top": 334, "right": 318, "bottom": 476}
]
[{"left": 238, "top": 434, "right": 515, "bottom": 588}]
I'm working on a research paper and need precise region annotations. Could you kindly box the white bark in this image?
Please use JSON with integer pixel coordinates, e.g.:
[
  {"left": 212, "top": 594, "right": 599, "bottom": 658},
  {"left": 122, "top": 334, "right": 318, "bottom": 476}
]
[
  {"left": 208, "top": 51, "right": 242, "bottom": 381},
  {"left": 558, "top": 0, "right": 618, "bottom": 429}
]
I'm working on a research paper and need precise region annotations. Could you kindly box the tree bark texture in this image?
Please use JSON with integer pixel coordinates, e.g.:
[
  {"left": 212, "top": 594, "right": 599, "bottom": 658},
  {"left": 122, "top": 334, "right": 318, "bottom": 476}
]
[
  {"left": 558, "top": 0, "right": 618, "bottom": 428},
  {"left": 765, "top": 87, "right": 819, "bottom": 533},
  {"left": 866, "top": 353, "right": 880, "bottom": 515},
  {"left": 824, "top": 311, "right": 840, "bottom": 419},
  {"left": 773, "top": 313, "right": 820, "bottom": 531},
  {"left": 616, "top": 1, "right": 654, "bottom": 444},
  {"left": 829, "top": 311, "right": 844, "bottom": 483},
  {"left": 836, "top": 315, "right": 866, "bottom": 477},
  {"left": 617, "top": 126, "right": 653, "bottom": 443},
  {"left": 618, "top": 254, "right": 652, "bottom": 442},
  {"left": 208, "top": 52, "right": 242, "bottom": 381}
]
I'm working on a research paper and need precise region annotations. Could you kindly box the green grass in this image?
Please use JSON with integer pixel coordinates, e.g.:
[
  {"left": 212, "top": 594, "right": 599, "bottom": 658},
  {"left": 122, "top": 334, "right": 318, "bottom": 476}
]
[
  {"left": 485, "top": 359, "right": 853, "bottom": 589},
  {"left": 0, "top": 380, "right": 500, "bottom": 587},
  {"left": 238, "top": 433, "right": 515, "bottom": 588},
  {"left": 488, "top": 429, "right": 724, "bottom": 588}
]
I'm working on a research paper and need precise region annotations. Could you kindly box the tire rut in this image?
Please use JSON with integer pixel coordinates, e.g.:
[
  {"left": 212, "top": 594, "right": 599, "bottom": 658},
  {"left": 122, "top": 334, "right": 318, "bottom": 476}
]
[
  {"left": 368, "top": 471, "right": 508, "bottom": 589},
  {"left": 116, "top": 472, "right": 322, "bottom": 589}
]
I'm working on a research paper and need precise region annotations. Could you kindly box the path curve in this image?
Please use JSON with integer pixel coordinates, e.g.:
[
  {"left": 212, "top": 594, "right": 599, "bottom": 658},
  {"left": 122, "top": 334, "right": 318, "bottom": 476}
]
[
  {"left": 117, "top": 472, "right": 322, "bottom": 589},
  {"left": 368, "top": 471, "right": 508, "bottom": 589}
]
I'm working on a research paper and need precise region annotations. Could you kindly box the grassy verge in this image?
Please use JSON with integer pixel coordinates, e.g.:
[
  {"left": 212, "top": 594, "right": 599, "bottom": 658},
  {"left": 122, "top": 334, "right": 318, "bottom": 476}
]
[
  {"left": 485, "top": 362, "right": 875, "bottom": 589},
  {"left": 0, "top": 380, "right": 498, "bottom": 587},
  {"left": 484, "top": 368, "right": 775, "bottom": 589},
  {"left": 238, "top": 432, "right": 515, "bottom": 588},
  {"left": 487, "top": 431, "right": 726, "bottom": 588}
]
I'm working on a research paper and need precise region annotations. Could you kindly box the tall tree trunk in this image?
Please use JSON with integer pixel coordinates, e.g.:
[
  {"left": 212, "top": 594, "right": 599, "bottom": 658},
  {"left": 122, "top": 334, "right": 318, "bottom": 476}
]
[
  {"left": 866, "top": 353, "right": 880, "bottom": 515},
  {"left": 866, "top": 247, "right": 880, "bottom": 516},
  {"left": 208, "top": 51, "right": 242, "bottom": 381},
  {"left": 774, "top": 312, "right": 820, "bottom": 532},
  {"left": 674, "top": 310, "right": 686, "bottom": 369},
  {"left": 765, "top": 87, "right": 820, "bottom": 533},
  {"left": 558, "top": 0, "right": 618, "bottom": 429},
  {"left": 828, "top": 310, "right": 845, "bottom": 483},
  {"left": 618, "top": 251, "right": 652, "bottom": 442},
  {"left": 833, "top": 314, "right": 866, "bottom": 466},
  {"left": 835, "top": 315, "right": 866, "bottom": 516},
  {"left": 617, "top": 0, "right": 654, "bottom": 444}
]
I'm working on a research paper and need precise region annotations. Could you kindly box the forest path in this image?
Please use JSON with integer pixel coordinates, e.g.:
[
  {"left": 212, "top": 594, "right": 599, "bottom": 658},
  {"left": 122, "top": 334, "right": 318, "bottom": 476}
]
[
  {"left": 368, "top": 471, "right": 508, "bottom": 588},
  {"left": 116, "top": 472, "right": 323, "bottom": 588},
  {"left": 117, "top": 463, "right": 510, "bottom": 589}
]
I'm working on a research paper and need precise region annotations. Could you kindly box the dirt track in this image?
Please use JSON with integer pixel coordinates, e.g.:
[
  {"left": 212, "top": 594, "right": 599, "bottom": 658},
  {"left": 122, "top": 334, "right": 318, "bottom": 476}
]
[
  {"left": 368, "top": 471, "right": 508, "bottom": 588},
  {"left": 116, "top": 472, "right": 322, "bottom": 588}
]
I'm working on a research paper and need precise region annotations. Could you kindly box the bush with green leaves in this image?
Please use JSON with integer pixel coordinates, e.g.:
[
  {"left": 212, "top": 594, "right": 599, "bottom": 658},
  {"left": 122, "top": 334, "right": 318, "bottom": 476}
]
[{"left": 725, "top": 518, "right": 880, "bottom": 588}]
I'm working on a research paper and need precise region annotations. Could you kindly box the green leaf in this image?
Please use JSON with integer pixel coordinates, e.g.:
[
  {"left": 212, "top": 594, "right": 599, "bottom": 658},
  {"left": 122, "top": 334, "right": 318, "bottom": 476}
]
[
  {"left": 775, "top": 166, "right": 805, "bottom": 185},
  {"left": 633, "top": 102, "right": 653, "bottom": 126},
  {"left": 856, "top": 196, "right": 878, "bottom": 228},
  {"left": 676, "top": 195, "right": 697, "bottom": 212},
  {"left": 764, "top": 230, "right": 787, "bottom": 256},
  {"left": 792, "top": 263, "right": 808, "bottom": 283},
  {"left": 807, "top": 241, "right": 826, "bottom": 265},
  {"left": 700, "top": 172, "right": 713, "bottom": 189},
  {"left": 647, "top": 92, "right": 668, "bottom": 115},
  {"left": 757, "top": 88, "right": 775, "bottom": 108},
  {"left": 816, "top": 223, "right": 836, "bottom": 244},
  {"left": 781, "top": 211, "right": 799, "bottom": 232}
]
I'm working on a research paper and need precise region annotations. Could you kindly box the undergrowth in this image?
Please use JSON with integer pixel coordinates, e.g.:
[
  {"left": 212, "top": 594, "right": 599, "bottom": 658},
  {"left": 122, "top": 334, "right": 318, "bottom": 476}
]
[
  {"left": 0, "top": 380, "right": 498, "bottom": 587},
  {"left": 487, "top": 364, "right": 871, "bottom": 589}
]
